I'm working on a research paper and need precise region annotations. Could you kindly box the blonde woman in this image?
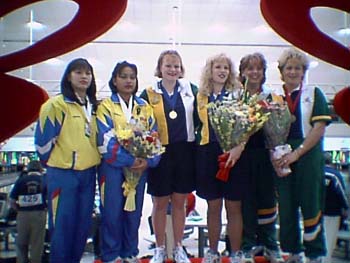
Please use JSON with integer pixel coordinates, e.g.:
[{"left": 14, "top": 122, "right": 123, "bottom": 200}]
[
  {"left": 196, "top": 53, "right": 246, "bottom": 263},
  {"left": 275, "top": 48, "right": 332, "bottom": 263}
]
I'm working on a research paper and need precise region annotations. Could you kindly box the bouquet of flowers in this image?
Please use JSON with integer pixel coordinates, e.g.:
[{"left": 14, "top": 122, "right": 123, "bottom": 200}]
[
  {"left": 207, "top": 94, "right": 270, "bottom": 181},
  {"left": 116, "top": 118, "right": 165, "bottom": 211},
  {"left": 259, "top": 94, "right": 293, "bottom": 177}
]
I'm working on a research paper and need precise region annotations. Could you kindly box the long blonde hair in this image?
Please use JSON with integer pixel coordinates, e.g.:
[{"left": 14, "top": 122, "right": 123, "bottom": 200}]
[{"left": 198, "top": 53, "right": 240, "bottom": 96}]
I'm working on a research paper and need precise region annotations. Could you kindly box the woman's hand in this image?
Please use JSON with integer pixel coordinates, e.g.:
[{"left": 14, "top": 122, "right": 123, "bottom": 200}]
[
  {"left": 276, "top": 151, "right": 299, "bottom": 168},
  {"left": 225, "top": 143, "right": 245, "bottom": 168},
  {"left": 130, "top": 158, "right": 148, "bottom": 174}
]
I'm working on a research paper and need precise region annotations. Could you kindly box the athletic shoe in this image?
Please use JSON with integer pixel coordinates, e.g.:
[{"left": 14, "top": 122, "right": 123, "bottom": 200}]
[
  {"left": 229, "top": 250, "right": 244, "bottom": 263},
  {"left": 284, "top": 253, "right": 305, "bottom": 263},
  {"left": 264, "top": 248, "right": 284, "bottom": 263},
  {"left": 150, "top": 246, "right": 166, "bottom": 263},
  {"left": 173, "top": 246, "right": 191, "bottom": 263},
  {"left": 202, "top": 250, "right": 221, "bottom": 263}
]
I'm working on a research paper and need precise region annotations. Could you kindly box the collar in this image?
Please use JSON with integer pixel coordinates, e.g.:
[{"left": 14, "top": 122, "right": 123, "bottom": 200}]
[
  {"left": 111, "top": 93, "right": 147, "bottom": 106},
  {"left": 151, "top": 79, "right": 190, "bottom": 95}
]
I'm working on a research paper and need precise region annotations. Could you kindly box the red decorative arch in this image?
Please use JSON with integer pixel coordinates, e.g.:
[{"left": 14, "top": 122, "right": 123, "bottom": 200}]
[
  {"left": 0, "top": 0, "right": 127, "bottom": 142},
  {"left": 261, "top": 0, "right": 350, "bottom": 124},
  {"left": 261, "top": 0, "right": 350, "bottom": 70}
]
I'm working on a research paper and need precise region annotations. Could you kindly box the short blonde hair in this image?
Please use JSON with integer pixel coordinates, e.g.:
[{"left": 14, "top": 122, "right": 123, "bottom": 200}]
[
  {"left": 154, "top": 50, "right": 185, "bottom": 78},
  {"left": 278, "top": 47, "right": 309, "bottom": 74},
  {"left": 198, "top": 53, "right": 240, "bottom": 96}
]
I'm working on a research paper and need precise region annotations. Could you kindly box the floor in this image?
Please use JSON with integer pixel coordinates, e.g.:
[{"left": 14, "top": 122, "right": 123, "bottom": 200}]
[
  {"left": 79, "top": 192, "right": 350, "bottom": 263},
  {"left": 1, "top": 167, "right": 349, "bottom": 263}
]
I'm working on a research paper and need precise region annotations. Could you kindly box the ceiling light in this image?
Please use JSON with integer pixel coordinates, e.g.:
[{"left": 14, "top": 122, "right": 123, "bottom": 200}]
[
  {"left": 26, "top": 10, "right": 45, "bottom": 30},
  {"left": 338, "top": 27, "right": 350, "bottom": 35},
  {"left": 309, "top": 60, "right": 319, "bottom": 69},
  {"left": 26, "top": 20, "right": 45, "bottom": 30}
]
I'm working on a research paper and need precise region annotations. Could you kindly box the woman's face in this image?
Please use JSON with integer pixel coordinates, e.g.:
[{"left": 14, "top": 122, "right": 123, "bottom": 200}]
[
  {"left": 113, "top": 66, "right": 137, "bottom": 96},
  {"left": 160, "top": 54, "right": 182, "bottom": 82},
  {"left": 242, "top": 59, "right": 264, "bottom": 86},
  {"left": 212, "top": 59, "right": 230, "bottom": 85},
  {"left": 281, "top": 57, "right": 304, "bottom": 87},
  {"left": 68, "top": 67, "right": 92, "bottom": 94}
]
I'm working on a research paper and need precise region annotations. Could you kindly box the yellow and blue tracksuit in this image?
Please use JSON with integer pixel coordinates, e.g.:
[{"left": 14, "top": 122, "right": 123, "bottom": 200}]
[
  {"left": 95, "top": 94, "right": 160, "bottom": 262},
  {"left": 35, "top": 95, "right": 100, "bottom": 263}
]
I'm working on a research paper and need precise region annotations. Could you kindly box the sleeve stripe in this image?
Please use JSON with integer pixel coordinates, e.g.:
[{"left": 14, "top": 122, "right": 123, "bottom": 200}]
[
  {"left": 311, "top": 115, "right": 332, "bottom": 122},
  {"left": 106, "top": 143, "right": 119, "bottom": 164},
  {"left": 35, "top": 137, "right": 56, "bottom": 155}
]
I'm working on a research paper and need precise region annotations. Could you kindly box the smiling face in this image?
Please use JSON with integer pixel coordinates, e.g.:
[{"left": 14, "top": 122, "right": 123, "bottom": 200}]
[
  {"left": 113, "top": 66, "right": 137, "bottom": 98},
  {"left": 160, "top": 54, "right": 183, "bottom": 82},
  {"left": 281, "top": 57, "right": 304, "bottom": 89},
  {"left": 242, "top": 58, "right": 264, "bottom": 86},
  {"left": 211, "top": 59, "right": 230, "bottom": 86}
]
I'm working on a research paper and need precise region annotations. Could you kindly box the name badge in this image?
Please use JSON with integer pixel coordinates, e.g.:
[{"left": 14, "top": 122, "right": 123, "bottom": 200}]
[{"left": 18, "top": 194, "right": 43, "bottom": 207}]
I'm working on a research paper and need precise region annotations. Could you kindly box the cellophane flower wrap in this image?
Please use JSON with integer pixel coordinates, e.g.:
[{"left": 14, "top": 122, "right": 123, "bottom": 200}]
[
  {"left": 116, "top": 117, "right": 165, "bottom": 211},
  {"left": 259, "top": 94, "right": 293, "bottom": 177},
  {"left": 207, "top": 94, "right": 270, "bottom": 182}
]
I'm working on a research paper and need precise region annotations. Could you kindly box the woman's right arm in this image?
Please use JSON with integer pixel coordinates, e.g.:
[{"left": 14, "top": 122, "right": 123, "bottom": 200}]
[{"left": 95, "top": 101, "right": 135, "bottom": 168}]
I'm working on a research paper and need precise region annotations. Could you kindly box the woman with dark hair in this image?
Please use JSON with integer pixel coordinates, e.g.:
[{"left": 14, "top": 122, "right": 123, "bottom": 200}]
[
  {"left": 238, "top": 53, "right": 282, "bottom": 263},
  {"left": 35, "top": 58, "right": 101, "bottom": 263},
  {"left": 95, "top": 61, "right": 160, "bottom": 263}
]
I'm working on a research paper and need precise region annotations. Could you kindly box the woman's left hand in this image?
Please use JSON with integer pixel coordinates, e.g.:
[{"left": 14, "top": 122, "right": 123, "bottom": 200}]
[
  {"left": 225, "top": 144, "right": 244, "bottom": 168},
  {"left": 277, "top": 151, "right": 299, "bottom": 168}
]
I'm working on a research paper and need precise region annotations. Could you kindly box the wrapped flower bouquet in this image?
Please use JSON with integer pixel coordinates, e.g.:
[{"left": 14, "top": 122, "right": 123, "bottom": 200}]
[
  {"left": 116, "top": 117, "right": 165, "bottom": 211},
  {"left": 207, "top": 94, "right": 269, "bottom": 181},
  {"left": 259, "top": 94, "right": 293, "bottom": 177}
]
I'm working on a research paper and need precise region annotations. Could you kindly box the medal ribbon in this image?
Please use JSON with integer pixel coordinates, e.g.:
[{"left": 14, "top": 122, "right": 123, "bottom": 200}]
[
  {"left": 117, "top": 93, "right": 133, "bottom": 122},
  {"left": 159, "top": 81, "right": 179, "bottom": 115},
  {"left": 283, "top": 83, "right": 303, "bottom": 114}
]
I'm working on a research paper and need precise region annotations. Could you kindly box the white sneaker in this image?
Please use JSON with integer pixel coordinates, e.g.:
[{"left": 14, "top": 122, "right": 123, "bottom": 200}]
[
  {"left": 123, "top": 256, "right": 140, "bottom": 263},
  {"left": 264, "top": 248, "right": 284, "bottom": 263},
  {"left": 285, "top": 253, "right": 305, "bottom": 263},
  {"left": 202, "top": 250, "right": 220, "bottom": 263},
  {"left": 173, "top": 246, "right": 191, "bottom": 263},
  {"left": 229, "top": 251, "right": 244, "bottom": 263},
  {"left": 150, "top": 246, "right": 166, "bottom": 263}
]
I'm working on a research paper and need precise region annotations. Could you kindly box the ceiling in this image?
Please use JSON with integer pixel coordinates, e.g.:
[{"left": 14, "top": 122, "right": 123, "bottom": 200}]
[{"left": 1, "top": 0, "right": 350, "bottom": 99}]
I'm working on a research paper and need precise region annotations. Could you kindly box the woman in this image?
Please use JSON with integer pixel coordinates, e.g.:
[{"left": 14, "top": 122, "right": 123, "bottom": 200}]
[
  {"left": 238, "top": 53, "right": 282, "bottom": 263},
  {"left": 196, "top": 53, "right": 246, "bottom": 263},
  {"left": 140, "top": 50, "right": 197, "bottom": 263},
  {"left": 95, "top": 61, "right": 160, "bottom": 263},
  {"left": 275, "top": 48, "right": 332, "bottom": 263},
  {"left": 35, "top": 58, "right": 100, "bottom": 263}
]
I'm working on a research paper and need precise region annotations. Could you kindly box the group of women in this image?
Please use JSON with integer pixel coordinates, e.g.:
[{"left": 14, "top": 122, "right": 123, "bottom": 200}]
[{"left": 34, "top": 47, "right": 331, "bottom": 263}]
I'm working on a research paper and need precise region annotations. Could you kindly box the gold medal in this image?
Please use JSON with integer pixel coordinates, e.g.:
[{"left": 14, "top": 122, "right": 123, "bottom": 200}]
[{"left": 169, "top": 110, "right": 177, "bottom": 119}]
